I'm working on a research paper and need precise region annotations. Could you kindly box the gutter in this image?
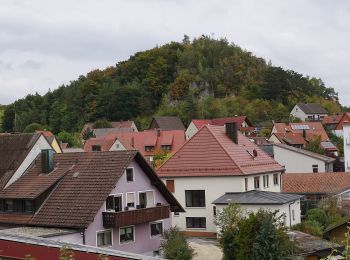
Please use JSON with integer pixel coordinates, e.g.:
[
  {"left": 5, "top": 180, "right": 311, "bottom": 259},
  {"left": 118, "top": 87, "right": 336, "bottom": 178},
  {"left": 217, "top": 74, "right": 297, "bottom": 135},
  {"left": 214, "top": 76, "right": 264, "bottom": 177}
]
[{"left": 288, "top": 200, "right": 296, "bottom": 228}]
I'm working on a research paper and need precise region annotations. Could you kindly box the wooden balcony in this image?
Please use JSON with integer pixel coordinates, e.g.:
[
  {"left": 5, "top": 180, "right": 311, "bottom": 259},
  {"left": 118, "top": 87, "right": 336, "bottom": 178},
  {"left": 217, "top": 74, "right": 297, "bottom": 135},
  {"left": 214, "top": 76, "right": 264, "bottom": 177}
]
[{"left": 102, "top": 205, "right": 170, "bottom": 228}]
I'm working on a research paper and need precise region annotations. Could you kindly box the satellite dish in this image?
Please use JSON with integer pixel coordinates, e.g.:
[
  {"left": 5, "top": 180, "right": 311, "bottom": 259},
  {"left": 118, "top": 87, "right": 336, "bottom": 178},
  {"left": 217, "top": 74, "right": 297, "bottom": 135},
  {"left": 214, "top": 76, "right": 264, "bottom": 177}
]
[{"left": 253, "top": 149, "right": 258, "bottom": 157}]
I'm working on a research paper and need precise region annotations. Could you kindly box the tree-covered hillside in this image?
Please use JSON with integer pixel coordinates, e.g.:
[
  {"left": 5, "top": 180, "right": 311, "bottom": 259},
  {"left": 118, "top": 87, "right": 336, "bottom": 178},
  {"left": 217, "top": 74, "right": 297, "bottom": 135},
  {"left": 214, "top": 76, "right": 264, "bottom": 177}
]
[{"left": 2, "top": 35, "right": 341, "bottom": 133}]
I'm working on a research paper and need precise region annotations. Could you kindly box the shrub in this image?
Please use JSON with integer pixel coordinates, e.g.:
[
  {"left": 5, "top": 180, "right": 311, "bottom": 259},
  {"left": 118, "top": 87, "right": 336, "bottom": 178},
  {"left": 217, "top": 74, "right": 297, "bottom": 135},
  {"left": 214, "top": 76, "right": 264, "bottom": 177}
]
[
  {"left": 23, "top": 123, "right": 43, "bottom": 133},
  {"left": 293, "top": 220, "right": 323, "bottom": 237},
  {"left": 93, "top": 119, "right": 112, "bottom": 129},
  {"left": 160, "top": 227, "right": 194, "bottom": 260},
  {"left": 306, "top": 208, "right": 329, "bottom": 228}
]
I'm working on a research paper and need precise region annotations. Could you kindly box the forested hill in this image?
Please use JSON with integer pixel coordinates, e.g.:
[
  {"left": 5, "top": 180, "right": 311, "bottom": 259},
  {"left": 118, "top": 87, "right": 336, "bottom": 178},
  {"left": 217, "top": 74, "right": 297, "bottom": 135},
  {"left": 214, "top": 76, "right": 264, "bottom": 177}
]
[{"left": 1, "top": 35, "right": 341, "bottom": 134}]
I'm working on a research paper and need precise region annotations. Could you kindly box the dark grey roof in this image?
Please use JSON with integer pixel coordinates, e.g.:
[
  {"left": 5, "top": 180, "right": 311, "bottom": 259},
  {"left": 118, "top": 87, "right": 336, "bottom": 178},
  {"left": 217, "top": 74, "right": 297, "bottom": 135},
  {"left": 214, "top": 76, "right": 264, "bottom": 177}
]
[
  {"left": 273, "top": 143, "right": 335, "bottom": 163},
  {"left": 296, "top": 103, "right": 328, "bottom": 114},
  {"left": 258, "top": 144, "right": 274, "bottom": 157},
  {"left": 213, "top": 190, "right": 303, "bottom": 205},
  {"left": 151, "top": 116, "right": 185, "bottom": 130},
  {"left": 92, "top": 127, "right": 134, "bottom": 138}
]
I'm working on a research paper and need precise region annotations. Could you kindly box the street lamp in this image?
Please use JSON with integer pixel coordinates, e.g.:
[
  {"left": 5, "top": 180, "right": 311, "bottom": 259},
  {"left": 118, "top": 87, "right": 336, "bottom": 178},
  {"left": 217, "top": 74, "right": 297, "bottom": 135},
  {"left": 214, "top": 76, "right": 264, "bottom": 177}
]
[{"left": 287, "top": 231, "right": 296, "bottom": 260}]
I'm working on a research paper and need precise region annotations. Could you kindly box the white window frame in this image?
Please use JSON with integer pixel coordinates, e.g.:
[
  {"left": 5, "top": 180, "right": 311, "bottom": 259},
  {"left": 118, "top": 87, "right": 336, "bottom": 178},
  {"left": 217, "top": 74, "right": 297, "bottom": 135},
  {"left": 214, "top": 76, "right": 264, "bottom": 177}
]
[
  {"left": 119, "top": 225, "right": 135, "bottom": 244},
  {"left": 263, "top": 175, "right": 269, "bottom": 188},
  {"left": 137, "top": 190, "right": 155, "bottom": 208},
  {"left": 149, "top": 220, "right": 164, "bottom": 238},
  {"left": 273, "top": 173, "right": 279, "bottom": 185},
  {"left": 105, "top": 193, "right": 123, "bottom": 212},
  {"left": 125, "top": 192, "right": 136, "bottom": 209},
  {"left": 96, "top": 229, "right": 113, "bottom": 247},
  {"left": 126, "top": 167, "right": 135, "bottom": 183}
]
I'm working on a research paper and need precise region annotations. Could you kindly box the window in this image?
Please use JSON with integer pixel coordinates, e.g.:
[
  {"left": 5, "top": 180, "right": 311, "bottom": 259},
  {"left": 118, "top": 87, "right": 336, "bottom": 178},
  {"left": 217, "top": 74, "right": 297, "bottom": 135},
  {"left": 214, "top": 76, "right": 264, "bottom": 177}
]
[
  {"left": 161, "top": 145, "right": 171, "bottom": 151},
  {"left": 213, "top": 206, "right": 217, "bottom": 216},
  {"left": 106, "top": 195, "right": 122, "bottom": 212},
  {"left": 5, "top": 200, "right": 13, "bottom": 212},
  {"left": 185, "top": 190, "right": 205, "bottom": 207},
  {"left": 174, "top": 212, "right": 180, "bottom": 216},
  {"left": 312, "top": 165, "right": 318, "bottom": 173},
  {"left": 120, "top": 226, "right": 134, "bottom": 243},
  {"left": 97, "top": 230, "right": 112, "bottom": 247},
  {"left": 186, "top": 217, "right": 206, "bottom": 228},
  {"left": 254, "top": 176, "right": 260, "bottom": 189},
  {"left": 263, "top": 175, "right": 269, "bottom": 188},
  {"left": 126, "top": 193, "right": 135, "bottom": 208},
  {"left": 273, "top": 173, "right": 279, "bottom": 185},
  {"left": 41, "top": 149, "right": 54, "bottom": 173},
  {"left": 24, "top": 200, "right": 33, "bottom": 213},
  {"left": 166, "top": 180, "right": 175, "bottom": 193},
  {"left": 92, "top": 145, "right": 101, "bottom": 151},
  {"left": 244, "top": 178, "right": 248, "bottom": 191},
  {"left": 126, "top": 168, "right": 134, "bottom": 182},
  {"left": 145, "top": 146, "right": 154, "bottom": 152},
  {"left": 150, "top": 222, "right": 163, "bottom": 236}
]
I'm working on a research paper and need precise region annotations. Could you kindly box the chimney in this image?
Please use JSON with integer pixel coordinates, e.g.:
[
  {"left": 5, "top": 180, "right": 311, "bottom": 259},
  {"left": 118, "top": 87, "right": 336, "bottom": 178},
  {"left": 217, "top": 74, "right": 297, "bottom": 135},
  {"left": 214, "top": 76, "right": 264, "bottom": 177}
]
[
  {"left": 41, "top": 149, "right": 54, "bottom": 174},
  {"left": 226, "top": 123, "right": 238, "bottom": 144},
  {"left": 302, "top": 129, "right": 306, "bottom": 138}
]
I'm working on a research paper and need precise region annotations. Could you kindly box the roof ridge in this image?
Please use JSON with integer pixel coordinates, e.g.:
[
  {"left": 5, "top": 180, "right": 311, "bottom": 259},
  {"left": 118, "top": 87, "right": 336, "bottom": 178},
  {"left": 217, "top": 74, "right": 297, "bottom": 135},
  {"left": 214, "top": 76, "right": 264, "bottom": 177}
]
[{"left": 205, "top": 125, "right": 243, "bottom": 174}]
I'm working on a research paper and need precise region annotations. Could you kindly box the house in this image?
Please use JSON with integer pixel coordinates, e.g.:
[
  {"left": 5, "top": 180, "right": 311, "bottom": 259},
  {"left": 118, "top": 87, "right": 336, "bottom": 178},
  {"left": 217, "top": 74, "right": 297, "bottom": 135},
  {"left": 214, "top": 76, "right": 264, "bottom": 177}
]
[
  {"left": 0, "top": 133, "right": 53, "bottom": 190},
  {"left": 282, "top": 173, "right": 350, "bottom": 215},
  {"left": 84, "top": 129, "right": 186, "bottom": 163},
  {"left": 290, "top": 103, "right": 328, "bottom": 122},
  {"left": 260, "top": 143, "right": 335, "bottom": 173},
  {"left": 81, "top": 121, "right": 138, "bottom": 138},
  {"left": 291, "top": 231, "right": 344, "bottom": 259},
  {"left": 0, "top": 232, "right": 156, "bottom": 260},
  {"left": 157, "top": 123, "right": 285, "bottom": 236},
  {"left": 0, "top": 150, "right": 183, "bottom": 255},
  {"left": 36, "top": 130, "right": 62, "bottom": 153},
  {"left": 323, "top": 215, "right": 350, "bottom": 244},
  {"left": 149, "top": 116, "right": 185, "bottom": 131},
  {"left": 322, "top": 114, "right": 343, "bottom": 131},
  {"left": 269, "top": 122, "right": 337, "bottom": 156},
  {"left": 213, "top": 190, "right": 302, "bottom": 227},
  {"left": 332, "top": 112, "right": 350, "bottom": 137},
  {"left": 344, "top": 123, "right": 350, "bottom": 172},
  {"left": 185, "top": 116, "right": 254, "bottom": 140}
]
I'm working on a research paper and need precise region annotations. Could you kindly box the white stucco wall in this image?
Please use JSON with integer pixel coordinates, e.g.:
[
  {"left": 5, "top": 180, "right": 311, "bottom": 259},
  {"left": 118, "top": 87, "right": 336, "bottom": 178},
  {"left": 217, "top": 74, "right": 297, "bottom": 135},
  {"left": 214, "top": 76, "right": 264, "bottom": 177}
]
[
  {"left": 215, "top": 199, "right": 301, "bottom": 228},
  {"left": 185, "top": 122, "right": 198, "bottom": 140},
  {"left": 5, "top": 135, "right": 52, "bottom": 188},
  {"left": 268, "top": 134, "right": 282, "bottom": 144},
  {"left": 273, "top": 145, "right": 330, "bottom": 173},
  {"left": 109, "top": 140, "right": 127, "bottom": 151},
  {"left": 161, "top": 173, "right": 282, "bottom": 233},
  {"left": 343, "top": 125, "right": 350, "bottom": 172},
  {"left": 290, "top": 105, "right": 307, "bottom": 121}
]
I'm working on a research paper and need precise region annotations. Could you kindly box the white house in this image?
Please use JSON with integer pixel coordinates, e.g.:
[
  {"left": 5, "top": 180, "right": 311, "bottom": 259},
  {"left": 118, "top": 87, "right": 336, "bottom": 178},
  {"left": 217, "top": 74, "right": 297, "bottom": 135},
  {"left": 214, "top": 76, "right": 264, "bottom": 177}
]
[
  {"left": 213, "top": 190, "right": 302, "bottom": 227},
  {"left": 157, "top": 123, "right": 288, "bottom": 236},
  {"left": 343, "top": 123, "right": 350, "bottom": 172},
  {"left": 260, "top": 143, "right": 335, "bottom": 173},
  {"left": 290, "top": 103, "right": 328, "bottom": 122},
  {"left": 0, "top": 133, "right": 53, "bottom": 190}
]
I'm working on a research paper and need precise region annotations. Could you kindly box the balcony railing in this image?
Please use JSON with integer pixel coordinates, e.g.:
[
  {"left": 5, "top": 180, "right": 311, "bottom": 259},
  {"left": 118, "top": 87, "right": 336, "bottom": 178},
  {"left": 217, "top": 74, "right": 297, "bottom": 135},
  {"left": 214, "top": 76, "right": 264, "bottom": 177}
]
[{"left": 102, "top": 204, "right": 170, "bottom": 228}]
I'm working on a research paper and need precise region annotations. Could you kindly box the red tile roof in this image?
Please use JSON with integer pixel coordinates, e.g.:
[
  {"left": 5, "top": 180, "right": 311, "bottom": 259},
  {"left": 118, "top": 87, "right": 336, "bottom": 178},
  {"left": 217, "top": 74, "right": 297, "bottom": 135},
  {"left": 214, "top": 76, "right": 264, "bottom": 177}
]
[
  {"left": 157, "top": 125, "right": 283, "bottom": 177},
  {"left": 0, "top": 151, "right": 184, "bottom": 228},
  {"left": 322, "top": 115, "right": 343, "bottom": 125},
  {"left": 273, "top": 133, "right": 307, "bottom": 145},
  {"left": 84, "top": 130, "right": 186, "bottom": 157},
  {"left": 282, "top": 173, "right": 350, "bottom": 194},
  {"left": 273, "top": 122, "right": 329, "bottom": 141},
  {"left": 192, "top": 116, "right": 251, "bottom": 130}
]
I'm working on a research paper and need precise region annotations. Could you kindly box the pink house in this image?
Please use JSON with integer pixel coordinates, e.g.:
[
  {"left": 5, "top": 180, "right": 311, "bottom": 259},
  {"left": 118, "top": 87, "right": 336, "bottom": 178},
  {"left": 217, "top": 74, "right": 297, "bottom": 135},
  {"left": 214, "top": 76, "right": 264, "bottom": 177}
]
[{"left": 0, "top": 150, "right": 183, "bottom": 256}]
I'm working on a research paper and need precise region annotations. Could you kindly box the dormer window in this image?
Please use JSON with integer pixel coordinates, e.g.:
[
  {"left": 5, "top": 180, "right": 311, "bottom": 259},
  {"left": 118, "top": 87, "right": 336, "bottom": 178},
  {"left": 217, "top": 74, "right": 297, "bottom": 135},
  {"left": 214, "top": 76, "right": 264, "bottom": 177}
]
[
  {"left": 92, "top": 145, "right": 101, "bottom": 151},
  {"left": 41, "top": 149, "right": 54, "bottom": 174},
  {"left": 126, "top": 168, "right": 134, "bottom": 182},
  {"left": 5, "top": 199, "right": 13, "bottom": 212},
  {"left": 24, "top": 200, "right": 33, "bottom": 213},
  {"left": 161, "top": 145, "right": 171, "bottom": 151},
  {"left": 145, "top": 146, "right": 154, "bottom": 152}
]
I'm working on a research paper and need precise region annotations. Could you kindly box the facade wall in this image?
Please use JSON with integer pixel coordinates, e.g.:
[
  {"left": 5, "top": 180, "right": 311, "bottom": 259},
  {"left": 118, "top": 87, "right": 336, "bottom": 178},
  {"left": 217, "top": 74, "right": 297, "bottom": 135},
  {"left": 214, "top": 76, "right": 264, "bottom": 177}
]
[
  {"left": 273, "top": 145, "right": 329, "bottom": 173},
  {"left": 290, "top": 105, "right": 307, "bottom": 121},
  {"left": 268, "top": 134, "right": 282, "bottom": 144},
  {"left": 161, "top": 173, "right": 281, "bottom": 233},
  {"left": 109, "top": 140, "right": 127, "bottom": 151},
  {"left": 185, "top": 122, "right": 198, "bottom": 140},
  {"left": 85, "top": 159, "right": 171, "bottom": 255},
  {"left": 344, "top": 124, "right": 350, "bottom": 172},
  {"left": 49, "top": 232, "right": 83, "bottom": 244},
  {"left": 216, "top": 199, "right": 301, "bottom": 228},
  {"left": 5, "top": 135, "right": 52, "bottom": 188},
  {"left": 51, "top": 138, "right": 62, "bottom": 153},
  {"left": 328, "top": 225, "right": 347, "bottom": 244}
]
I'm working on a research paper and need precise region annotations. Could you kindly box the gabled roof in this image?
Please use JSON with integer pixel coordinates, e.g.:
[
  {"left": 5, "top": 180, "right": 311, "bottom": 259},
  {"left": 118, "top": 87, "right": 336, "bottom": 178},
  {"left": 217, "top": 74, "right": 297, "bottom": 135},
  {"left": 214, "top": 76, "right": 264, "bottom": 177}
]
[
  {"left": 157, "top": 125, "right": 283, "bottom": 177},
  {"left": 273, "top": 143, "right": 335, "bottom": 163},
  {"left": 213, "top": 190, "right": 303, "bottom": 205},
  {"left": 84, "top": 130, "right": 185, "bottom": 157},
  {"left": 296, "top": 103, "right": 328, "bottom": 114},
  {"left": 81, "top": 121, "right": 137, "bottom": 136},
  {"left": 282, "top": 173, "right": 350, "bottom": 194},
  {"left": 272, "top": 122, "right": 329, "bottom": 141},
  {"left": 0, "top": 133, "right": 42, "bottom": 190},
  {"left": 272, "top": 133, "right": 307, "bottom": 145},
  {"left": 92, "top": 128, "right": 135, "bottom": 138},
  {"left": 324, "top": 215, "right": 350, "bottom": 234},
  {"left": 1, "top": 151, "right": 184, "bottom": 229},
  {"left": 150, "top": 116, "right": 185, "bottom": 130},
  {"left": 191, "top": 116, "right": 252, "bottom": 130},
  {"left": 322, "top": 114, "right": 343, "bottom": 125}
]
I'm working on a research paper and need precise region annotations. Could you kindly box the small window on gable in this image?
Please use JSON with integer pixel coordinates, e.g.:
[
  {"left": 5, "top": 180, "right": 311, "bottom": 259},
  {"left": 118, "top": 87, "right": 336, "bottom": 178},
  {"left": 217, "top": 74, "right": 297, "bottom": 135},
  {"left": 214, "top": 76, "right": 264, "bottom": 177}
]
[
  {"left": 166, "top": 180, "right": 175, "bottom": 193},
  {"left": 92, "top": 145, "right": 101, "bottom": 151},
  {"left": 145, "top": 146, "right": 154, "bottom": 152},
  {"left": 312, "top": 165, "right": 318, "bottom": 173},
  {"left": 126, "top": 168, "right": 134, "bottom": 182}
]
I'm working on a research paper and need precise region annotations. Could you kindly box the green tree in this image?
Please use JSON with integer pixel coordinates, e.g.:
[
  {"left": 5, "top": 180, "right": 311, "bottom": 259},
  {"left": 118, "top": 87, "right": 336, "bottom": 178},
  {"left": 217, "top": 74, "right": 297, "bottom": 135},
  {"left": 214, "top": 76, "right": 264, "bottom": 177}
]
[
  {"left": 23, "top": 123, "right": 43, "bottom": 133},
  {"left": 93, "top": 118, "right": 112, "bottom": 129},
  {"left": 305, "top": 136, "right": 325, "bottom": 155},
  {"left": 306, "top": 208, "right": 329, "bottom": 228},
  {"left": 57, "top": 131, "right": 82, "bottom": 148},
  {"left": 160, "top": 227, "right": 195, "bottom": 260}
]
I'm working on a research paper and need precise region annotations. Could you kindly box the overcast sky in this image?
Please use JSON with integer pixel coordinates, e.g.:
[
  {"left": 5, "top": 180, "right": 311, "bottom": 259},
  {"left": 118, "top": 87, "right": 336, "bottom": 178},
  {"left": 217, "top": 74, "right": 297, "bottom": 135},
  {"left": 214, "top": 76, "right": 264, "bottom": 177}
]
[{"left": 0, "top": 0, "right": 349, "bottom": 106}]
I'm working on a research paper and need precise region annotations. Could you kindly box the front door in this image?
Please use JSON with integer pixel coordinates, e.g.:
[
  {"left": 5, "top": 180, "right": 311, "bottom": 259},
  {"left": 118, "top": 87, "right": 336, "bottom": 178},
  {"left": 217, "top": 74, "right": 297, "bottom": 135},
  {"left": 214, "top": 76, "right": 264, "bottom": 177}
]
[
  {"left": 139, "top": 192, "right": 147, "bottom": 208},
  {"left": 114, "top": 196, "right": 122, "bottom": 212}
]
